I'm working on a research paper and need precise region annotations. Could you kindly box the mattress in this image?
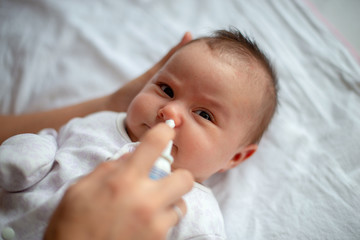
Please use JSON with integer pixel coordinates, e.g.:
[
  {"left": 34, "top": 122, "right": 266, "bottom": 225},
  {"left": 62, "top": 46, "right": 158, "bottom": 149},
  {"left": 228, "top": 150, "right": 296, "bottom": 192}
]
[{"left": 1, "top": 0, "right": 359, "bottom": 239}]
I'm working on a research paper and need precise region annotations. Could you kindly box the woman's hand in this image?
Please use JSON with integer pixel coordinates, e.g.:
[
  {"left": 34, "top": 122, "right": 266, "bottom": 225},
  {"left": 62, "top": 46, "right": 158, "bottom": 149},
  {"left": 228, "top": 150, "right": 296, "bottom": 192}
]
[{"left": 44, "top": 123, "right": 194, "bottom": 240}]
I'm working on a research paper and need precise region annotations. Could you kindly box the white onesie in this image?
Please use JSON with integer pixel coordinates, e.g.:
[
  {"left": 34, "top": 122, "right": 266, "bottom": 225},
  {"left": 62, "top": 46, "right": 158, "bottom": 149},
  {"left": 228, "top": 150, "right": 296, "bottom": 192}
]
[{"left": 0, "top": 111, "right": 226, "bottom": 240}]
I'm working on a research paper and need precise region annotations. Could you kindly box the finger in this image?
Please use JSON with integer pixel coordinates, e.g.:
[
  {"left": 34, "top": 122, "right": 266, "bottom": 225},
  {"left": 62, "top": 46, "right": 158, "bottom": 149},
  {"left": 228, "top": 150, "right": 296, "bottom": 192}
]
[
  {"left": 175, "top": 199, "right": 187, "bottom": 221},
  {"left": 77, "top": 152, "right": 131, "bottom": 188},
  {"left": 157, "top": 32, "right": 193, "bottom": 67},
  {"left": 77, "top": 161, "right": 116, "bottom": 184},
  {"left": 153, "top": 199, "right": 187, "bottom": 233},
  {"left": 172, "top": 199, "right": 187, "bottom": 224},
  {"left": 181, "top": 31, "right": 193, "bottom": 45},
  {"left": 142, "top": 32, "right": 192, "bottom": 83},
  {"left": 128, "top": 123, "right": 175, "bottom": 176},
  {"left": 155, "top": 169, "right": 194, "bottom": 206}
]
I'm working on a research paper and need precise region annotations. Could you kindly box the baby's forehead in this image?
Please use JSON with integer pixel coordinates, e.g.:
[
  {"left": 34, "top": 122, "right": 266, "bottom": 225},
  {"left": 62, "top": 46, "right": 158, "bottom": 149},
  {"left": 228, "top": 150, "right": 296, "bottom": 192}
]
[
  {"left": 192, "top": 42, "right": 264, "bottom": 98},
  {"left": 183, "top": 40, "right": 259, "bottom": 70},
  {"left": 174, "top": 40, "right": 266, "bottom": 90}
]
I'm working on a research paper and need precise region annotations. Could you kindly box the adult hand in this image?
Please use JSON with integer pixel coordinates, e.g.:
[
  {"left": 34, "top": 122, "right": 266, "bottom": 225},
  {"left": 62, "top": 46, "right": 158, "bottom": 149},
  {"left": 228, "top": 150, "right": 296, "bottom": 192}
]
[{"left": 44, "top": 123, "right": 194, "bottom": 240}]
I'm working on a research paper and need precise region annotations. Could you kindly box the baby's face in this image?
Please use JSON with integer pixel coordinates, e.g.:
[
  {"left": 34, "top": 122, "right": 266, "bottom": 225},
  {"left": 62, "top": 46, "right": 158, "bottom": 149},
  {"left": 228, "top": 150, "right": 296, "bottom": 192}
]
[{"left": 126, "top": 42, "right": 259, "bottom": 182}]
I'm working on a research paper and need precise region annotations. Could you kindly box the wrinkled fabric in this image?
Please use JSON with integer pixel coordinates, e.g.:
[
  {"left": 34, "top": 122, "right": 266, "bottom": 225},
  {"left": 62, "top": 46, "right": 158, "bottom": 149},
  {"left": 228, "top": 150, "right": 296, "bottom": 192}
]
[
  {"left": 0, "top": 112, "right": 225, "bottom": 240},
  {"left": 1, "top": 0, "right": 359, "bottom": 239}
]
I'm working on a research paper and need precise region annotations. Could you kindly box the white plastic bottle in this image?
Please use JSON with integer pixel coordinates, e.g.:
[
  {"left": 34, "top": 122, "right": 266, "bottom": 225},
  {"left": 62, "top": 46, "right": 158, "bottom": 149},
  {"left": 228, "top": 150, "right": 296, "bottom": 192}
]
[{"left": 149, "top": 119, "right": 175, "bottom": 180}]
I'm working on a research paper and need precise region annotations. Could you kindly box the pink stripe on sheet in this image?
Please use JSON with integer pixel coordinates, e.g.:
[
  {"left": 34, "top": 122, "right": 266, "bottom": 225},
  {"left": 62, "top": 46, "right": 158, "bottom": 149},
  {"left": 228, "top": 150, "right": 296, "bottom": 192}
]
[{"left": 301, "top": 0, "right": 360, "bottom": 65}]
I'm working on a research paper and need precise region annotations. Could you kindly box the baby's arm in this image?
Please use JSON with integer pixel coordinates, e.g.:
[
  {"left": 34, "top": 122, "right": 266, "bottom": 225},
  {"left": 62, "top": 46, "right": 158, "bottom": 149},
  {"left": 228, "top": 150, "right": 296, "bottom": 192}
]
[{"left": 0, "top": 129, "right": 58, "bottom": 192}]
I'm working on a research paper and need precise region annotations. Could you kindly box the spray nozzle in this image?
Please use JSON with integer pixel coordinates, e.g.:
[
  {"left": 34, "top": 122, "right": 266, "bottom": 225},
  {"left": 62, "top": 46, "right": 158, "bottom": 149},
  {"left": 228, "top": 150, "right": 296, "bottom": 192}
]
[
  {"left": 161, "top": 119, "right": 175, "bottom": 164},
  {"left": 165, "top": 119, "right": 175, "bottom": 128}
]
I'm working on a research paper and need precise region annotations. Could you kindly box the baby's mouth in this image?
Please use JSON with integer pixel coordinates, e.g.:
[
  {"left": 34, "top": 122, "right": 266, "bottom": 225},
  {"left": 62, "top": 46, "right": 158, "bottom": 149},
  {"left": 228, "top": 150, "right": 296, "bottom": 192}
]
[
  {"left": 126, "top": 125, "right": 138, "bottom": 142},
  {"left": 171, "top": 144, "right": 178, "bottom": 156},
  {"left": 145, "top": 122, "right": 177, "bottom": 155}
]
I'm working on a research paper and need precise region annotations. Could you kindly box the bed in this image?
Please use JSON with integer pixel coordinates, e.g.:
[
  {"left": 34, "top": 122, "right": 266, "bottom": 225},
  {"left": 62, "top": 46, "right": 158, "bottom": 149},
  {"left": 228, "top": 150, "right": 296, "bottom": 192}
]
[{"left": 1, "top": 0, "right": 359, "bottom": 239}]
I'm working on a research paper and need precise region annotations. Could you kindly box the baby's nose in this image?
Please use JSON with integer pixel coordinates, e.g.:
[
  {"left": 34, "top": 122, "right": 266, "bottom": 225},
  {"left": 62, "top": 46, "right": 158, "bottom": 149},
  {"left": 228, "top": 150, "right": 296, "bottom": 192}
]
[{"left": 157, "top": 103, "right": 182, "bottom": 127}]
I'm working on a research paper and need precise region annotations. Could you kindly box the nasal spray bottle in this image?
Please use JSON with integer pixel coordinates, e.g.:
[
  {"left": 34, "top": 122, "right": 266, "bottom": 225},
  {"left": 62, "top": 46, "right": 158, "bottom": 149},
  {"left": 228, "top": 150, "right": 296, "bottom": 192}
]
[{"left": 149, "top": 119, "right": 175, "bottom": 180}]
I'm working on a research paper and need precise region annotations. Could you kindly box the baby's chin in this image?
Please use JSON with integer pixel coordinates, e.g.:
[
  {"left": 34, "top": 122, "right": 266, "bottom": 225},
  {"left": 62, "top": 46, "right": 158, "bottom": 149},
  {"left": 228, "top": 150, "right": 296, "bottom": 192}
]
[
  {"left": 125, "top": 126, "right": 139, "bottom": 142},
  {"left": 171, "top": 162, "right": 211, "bottom": 184},
  {"left": 171, "top": 143, "right": 178, "bottom": 156},
  {"left": 170, "top": 157, "right": 205, "bottom": 183}
]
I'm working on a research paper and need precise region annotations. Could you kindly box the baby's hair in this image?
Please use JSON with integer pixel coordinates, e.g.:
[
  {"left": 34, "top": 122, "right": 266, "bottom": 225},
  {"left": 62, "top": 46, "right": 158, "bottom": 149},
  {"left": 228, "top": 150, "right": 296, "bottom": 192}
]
[{"left": 187, "top": 27, "right": 278, "bottom": 144}]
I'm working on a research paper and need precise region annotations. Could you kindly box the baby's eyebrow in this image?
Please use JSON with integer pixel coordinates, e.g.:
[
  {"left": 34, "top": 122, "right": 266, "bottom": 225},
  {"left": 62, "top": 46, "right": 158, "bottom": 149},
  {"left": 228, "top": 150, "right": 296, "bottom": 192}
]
[
  {"left": 159, "top": 69, "right": 181, "bottom": 85},
  {"left": 200, "top": 95, "right": 229, "bottom": 117}
]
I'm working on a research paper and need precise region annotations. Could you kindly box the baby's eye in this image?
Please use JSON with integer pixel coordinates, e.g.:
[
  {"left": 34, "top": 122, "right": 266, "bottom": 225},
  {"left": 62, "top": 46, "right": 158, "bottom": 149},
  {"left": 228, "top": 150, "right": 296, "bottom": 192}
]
[
  {"left": 160, "top": 84, "right": 174, "bottom": 98},
  {"left": 194, "top": 110, "right": 213, "bottom": 122}
]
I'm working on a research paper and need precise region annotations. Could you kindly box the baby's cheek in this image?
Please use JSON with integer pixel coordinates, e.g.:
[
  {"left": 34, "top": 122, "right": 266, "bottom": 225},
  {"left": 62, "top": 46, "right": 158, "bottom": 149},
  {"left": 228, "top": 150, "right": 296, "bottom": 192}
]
[{"left": 133, "top": 96, "right": 156, "bottom": 119}]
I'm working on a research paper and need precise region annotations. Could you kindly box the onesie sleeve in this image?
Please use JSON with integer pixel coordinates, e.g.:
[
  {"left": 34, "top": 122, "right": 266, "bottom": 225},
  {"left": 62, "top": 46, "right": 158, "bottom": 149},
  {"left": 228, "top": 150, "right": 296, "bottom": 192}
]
[{"left": 0, "top": 128, "right": 58, "bottom": 192}]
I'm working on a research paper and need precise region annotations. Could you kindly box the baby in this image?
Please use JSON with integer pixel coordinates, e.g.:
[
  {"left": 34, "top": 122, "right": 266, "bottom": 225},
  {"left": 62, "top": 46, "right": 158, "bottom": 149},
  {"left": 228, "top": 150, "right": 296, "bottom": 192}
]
[{"left": 0, "top": 28, "right": 277, "bottom": 239}]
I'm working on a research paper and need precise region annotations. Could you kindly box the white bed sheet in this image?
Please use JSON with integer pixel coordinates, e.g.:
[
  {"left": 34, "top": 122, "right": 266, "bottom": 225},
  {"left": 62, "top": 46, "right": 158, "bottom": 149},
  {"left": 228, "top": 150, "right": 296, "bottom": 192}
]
[{"left": 1, "top": 0, "right": 359, "bottom": 239}]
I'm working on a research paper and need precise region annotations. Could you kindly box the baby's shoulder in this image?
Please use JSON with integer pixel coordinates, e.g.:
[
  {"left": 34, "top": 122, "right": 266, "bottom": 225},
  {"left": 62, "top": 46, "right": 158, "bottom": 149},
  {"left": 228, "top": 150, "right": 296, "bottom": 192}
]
[
  {"left": 57, "top": 111, "right": 126, "bottom": 145},
  {"left": 184, "top": 183, "right": 223, "bottom": 218},
  {"left": 67, "top": 111, "right": 122, "bottom": 126},
  {"left": 60, "top": 111, "right": 123, "bottom": 134},
  {"left": 169, "top": 183, "right": 226, "bottom": 239}
]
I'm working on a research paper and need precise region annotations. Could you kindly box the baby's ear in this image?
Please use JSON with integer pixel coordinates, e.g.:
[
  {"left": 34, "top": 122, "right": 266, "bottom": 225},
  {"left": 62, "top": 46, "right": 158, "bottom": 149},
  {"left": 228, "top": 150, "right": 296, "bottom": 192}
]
[{"left": 219, "top": 144, "right": 258, "bottom": 172}]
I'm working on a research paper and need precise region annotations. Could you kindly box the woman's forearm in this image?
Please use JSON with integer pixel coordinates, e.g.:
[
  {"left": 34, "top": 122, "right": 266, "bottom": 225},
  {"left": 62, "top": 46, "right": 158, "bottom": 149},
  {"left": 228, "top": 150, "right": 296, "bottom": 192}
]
[
  {"left": 0, "top": 95, "right": 110, "bottom": 144},
  {"left": 0, "top": 75, "right": 147, "bottom": 144},
  {"left": 0, "top": 32, "right": 192, "bottom": 144}
]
